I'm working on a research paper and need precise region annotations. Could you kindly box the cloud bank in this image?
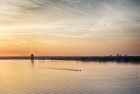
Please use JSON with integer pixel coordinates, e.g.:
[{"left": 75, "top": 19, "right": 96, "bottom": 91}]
[{"left": 0, "top": 0, "right": 140, "bottom": 55}]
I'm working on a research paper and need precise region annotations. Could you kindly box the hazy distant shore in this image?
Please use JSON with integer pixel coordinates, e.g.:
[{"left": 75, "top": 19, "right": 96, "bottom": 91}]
[{"left": 0, "top": 56, "right": 140, "bottom": 62}]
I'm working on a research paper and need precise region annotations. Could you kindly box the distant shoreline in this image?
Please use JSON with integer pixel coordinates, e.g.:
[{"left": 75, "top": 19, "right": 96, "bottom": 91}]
[{"left": 0, "top": 56, "right": 140, "bottom": 62}]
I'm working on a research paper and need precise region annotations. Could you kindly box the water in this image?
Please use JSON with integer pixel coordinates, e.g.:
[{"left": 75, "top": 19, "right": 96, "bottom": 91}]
[{"left": 0, "top": 60, "right": 140, "bottom": 94}]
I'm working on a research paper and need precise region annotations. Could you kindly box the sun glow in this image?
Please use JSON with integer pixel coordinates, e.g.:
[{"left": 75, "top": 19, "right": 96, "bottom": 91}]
[{"left": 0, "top": 0, "right": 139, "bottom": 56}]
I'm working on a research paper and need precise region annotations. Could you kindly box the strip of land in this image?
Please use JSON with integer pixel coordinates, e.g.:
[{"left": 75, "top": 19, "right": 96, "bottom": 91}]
[{"left": 0, "top": 56, "right": 140, "bottom": 62}]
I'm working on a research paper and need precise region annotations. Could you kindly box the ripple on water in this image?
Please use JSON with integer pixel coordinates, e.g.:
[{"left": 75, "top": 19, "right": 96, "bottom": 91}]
[{"left": 0, "top": 60, "right": 140, "bottom": 94}]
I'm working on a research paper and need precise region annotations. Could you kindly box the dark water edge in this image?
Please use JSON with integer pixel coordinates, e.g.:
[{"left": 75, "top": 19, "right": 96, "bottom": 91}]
[{"left": 0, "top": 56, "right": 140, "bottom": 63}]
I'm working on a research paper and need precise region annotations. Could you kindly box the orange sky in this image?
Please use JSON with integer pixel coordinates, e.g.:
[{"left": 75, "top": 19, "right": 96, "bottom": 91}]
[{"left": 0, "top": 0, "right": 140, "bottom": 56}]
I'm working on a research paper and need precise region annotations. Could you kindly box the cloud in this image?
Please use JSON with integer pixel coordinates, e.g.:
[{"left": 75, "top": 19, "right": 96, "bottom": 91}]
[{"left": 0, "top": 0, "right": 140, "bottom": 55}]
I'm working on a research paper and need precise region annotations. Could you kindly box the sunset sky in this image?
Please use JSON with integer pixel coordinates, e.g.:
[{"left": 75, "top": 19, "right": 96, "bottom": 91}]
[{"left": 0, "top": 0, "right": 140, "bottom": 56}]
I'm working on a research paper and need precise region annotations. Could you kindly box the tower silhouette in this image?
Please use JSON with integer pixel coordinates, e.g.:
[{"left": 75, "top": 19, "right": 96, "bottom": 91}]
[{"left": 31, "top": 54, "right": 34, "bottom": 60}]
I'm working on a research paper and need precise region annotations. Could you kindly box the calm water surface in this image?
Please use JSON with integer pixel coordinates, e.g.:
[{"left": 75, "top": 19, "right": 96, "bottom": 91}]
[{"left": 0, "top": 60, "right": 140, "bottom": 94}]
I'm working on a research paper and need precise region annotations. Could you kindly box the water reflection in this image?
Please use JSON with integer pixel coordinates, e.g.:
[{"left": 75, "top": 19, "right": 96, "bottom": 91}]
[
  {"left": 80, "top": 60, "right": 140, "bottom": 65},
  {"left": 31, "top": 60, "right": 34, "bottom": 65},
  {"left": 0, "top": 60, "right": 139, "bottom": 94},
  {"left": 31, "top": 60, "right": 34, "bottom": 69}
]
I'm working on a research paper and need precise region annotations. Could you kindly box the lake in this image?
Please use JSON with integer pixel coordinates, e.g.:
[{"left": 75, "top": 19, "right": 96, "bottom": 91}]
[{"left": 0, "top": 60, "right": 140, "bottom": 94}]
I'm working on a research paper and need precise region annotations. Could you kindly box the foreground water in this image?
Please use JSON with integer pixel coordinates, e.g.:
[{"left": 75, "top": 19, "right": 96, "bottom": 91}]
[{"left": 0, "top": 60, "right": 140, "bottom": 94}]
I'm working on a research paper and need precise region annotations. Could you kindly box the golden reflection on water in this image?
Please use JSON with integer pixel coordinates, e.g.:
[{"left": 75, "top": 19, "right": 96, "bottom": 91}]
[{"left": 0, "top": 60, "right": 140, "bottom": 94}]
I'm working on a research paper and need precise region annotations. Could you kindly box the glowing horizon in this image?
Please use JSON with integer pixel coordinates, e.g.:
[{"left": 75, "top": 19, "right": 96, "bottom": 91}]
[{"left": 0, "top": 0, "right": 140, "bottom": 56}]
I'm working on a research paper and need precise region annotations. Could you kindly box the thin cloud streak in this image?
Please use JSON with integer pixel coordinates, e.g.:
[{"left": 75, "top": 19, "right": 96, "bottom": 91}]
[{"left": 0, "top": 0, "right": 140, "bottom": 55}]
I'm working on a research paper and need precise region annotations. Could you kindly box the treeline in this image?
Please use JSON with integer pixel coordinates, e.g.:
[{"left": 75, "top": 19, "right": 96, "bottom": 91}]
[{"left": 0, "top": 56, "right": 140, "bottom": 62}]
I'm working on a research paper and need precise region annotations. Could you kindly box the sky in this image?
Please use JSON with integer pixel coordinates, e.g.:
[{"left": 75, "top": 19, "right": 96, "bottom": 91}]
[{"left": 0, "top": 0, "right": 140, "bottom": 56}]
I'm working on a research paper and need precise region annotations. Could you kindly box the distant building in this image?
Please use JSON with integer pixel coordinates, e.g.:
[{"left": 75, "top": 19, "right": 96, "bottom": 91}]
[{"left": 31, "top": 54, "right": 34, "bottom": 60}]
